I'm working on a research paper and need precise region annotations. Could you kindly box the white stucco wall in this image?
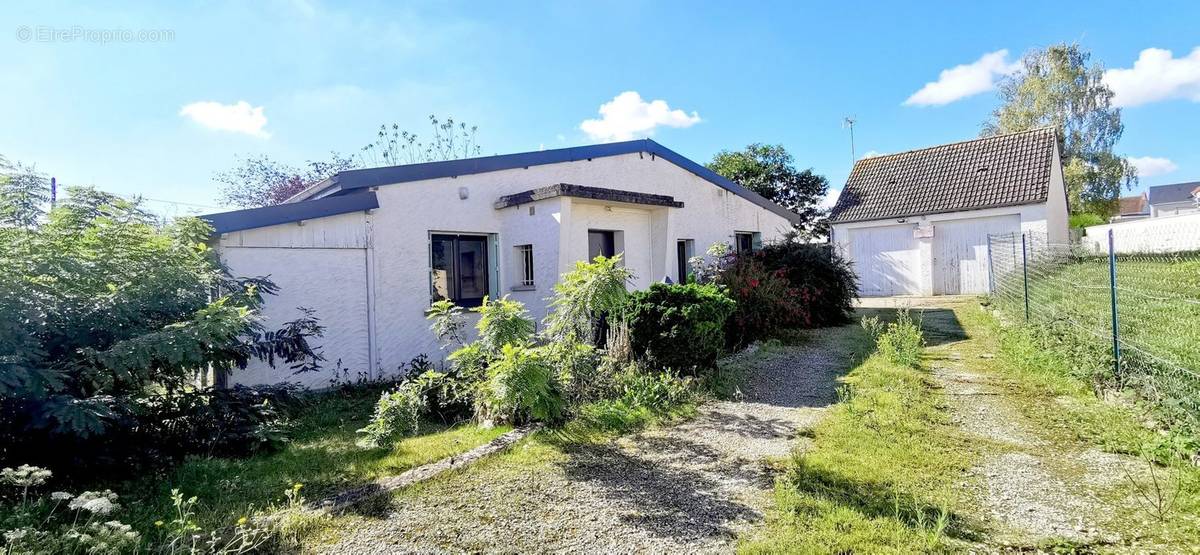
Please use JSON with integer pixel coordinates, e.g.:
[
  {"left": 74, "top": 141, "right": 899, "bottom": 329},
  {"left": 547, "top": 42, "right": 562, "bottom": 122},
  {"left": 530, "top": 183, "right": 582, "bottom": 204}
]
[
  {"left": 218, "top": 152, "right": 793, "bottom": 386},
  {"left": 1082, "top": 212, "right": 1200, "bottom": 253},
  {"left": 1151, "top": 200, "right": 1200, "bottom": 218}
]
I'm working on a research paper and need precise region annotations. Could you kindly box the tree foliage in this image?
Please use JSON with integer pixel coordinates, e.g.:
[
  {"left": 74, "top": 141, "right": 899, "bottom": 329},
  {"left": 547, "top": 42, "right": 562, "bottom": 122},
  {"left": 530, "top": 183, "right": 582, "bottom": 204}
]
[
  {"left": 983, "top": 43, "right": 1136, "bottom": 216},
  {"left": 359, "top": 115, "right": 482, "bottom": 167},
  {"left": 0, "top": 184, "right": 324, "bottom": 450},
  {"left": 215, "top": 152, "right": 357, "bottom": 208},
  {"left": 707, "top": 144, "right": 829, "bottom": 235},
  {"left": 0, "top": 158, "right": 50, "bottom": 228}
]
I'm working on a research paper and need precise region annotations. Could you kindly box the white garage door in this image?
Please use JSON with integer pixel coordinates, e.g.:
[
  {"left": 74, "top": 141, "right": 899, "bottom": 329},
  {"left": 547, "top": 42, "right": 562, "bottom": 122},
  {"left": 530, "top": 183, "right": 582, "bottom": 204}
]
[
  {"left": 932, "top": 215, "right": 1021, "bottom": 295},
  {"left": 849, "top": 224, "right": 921, "bottom": 296}
]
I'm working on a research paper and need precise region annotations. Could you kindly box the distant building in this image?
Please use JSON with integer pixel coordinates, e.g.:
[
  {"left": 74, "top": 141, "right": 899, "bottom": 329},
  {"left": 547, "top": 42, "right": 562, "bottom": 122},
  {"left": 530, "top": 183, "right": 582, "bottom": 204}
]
[
  {"left": 1111, "top": 192, "right": 1149, "bottom": 222},
  {"left": 1148, "top": 181, "right": 1200, "bottom": 218}
]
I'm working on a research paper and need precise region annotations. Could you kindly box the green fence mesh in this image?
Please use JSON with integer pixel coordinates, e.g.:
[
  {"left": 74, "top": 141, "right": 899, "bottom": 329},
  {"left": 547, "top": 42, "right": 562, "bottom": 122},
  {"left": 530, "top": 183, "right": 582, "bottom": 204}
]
[{"left": 988, "top": 230, "right": 1200, "bottom": 430}]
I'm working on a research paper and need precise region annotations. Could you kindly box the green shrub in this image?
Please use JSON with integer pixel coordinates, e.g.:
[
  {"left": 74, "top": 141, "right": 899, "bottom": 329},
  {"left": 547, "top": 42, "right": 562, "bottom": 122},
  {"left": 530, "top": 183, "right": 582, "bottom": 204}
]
[
  {"left": 544, "top": 254, "right": 632, "bottom": 344},
  {"left": 474, "top": 295, "right": 536, "bottom": 352},
  {"left": 616, "top": 367, "right": 696, "bottom": 411},
  {"left": 872, "top": 309, "right": 925, "bottom": 367},
  {"left": 477, "top": 344, "right": 565, "bottom": 424},
  {"left": 623, "top": 282, "right": 736, "bottom": 374},
  {"left": 356, "top": 382, "right": 426, "bottom": 447},
  {"left": 716, "top": 255, "right": 807, "bottom": 347},
  {"left": 756, "top": 235, "right": 859, "bottom": 327}
]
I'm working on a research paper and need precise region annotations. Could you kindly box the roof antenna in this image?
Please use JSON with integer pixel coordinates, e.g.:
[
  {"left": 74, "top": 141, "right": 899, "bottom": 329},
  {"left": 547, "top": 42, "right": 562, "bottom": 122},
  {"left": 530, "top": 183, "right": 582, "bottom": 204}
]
[{"left": 842, "top": 116, "right": 857, "bottom": 166}]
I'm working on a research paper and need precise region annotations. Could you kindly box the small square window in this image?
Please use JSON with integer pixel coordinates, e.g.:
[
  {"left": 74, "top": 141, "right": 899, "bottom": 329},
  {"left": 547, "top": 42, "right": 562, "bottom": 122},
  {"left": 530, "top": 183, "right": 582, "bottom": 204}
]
[{"left": 735, "top": 232, "right": 760, "bottom": 255}]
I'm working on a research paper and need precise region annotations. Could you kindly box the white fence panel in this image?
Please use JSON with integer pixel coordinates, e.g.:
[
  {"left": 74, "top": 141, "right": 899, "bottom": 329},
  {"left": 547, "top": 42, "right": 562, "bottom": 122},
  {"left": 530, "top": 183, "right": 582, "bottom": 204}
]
[{"left": 1082, "top": 213, "right": 1200, "bottom": 253}]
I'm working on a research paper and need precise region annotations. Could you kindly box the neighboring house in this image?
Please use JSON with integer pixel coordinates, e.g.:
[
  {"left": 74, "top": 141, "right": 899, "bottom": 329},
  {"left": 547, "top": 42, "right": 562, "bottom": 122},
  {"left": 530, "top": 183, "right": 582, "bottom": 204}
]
[
  {"left": 202, "top": 139, "right": 797, "bottom": 387},
  {"left": 1112, "top": 192, "right": 1150, "bottom": 222},
  {"left": 1148, "top": 181, "right": 1200, "bottom": 217},
  {"left": 828, "top": 128, "right": 1068, "bottom": 297}
]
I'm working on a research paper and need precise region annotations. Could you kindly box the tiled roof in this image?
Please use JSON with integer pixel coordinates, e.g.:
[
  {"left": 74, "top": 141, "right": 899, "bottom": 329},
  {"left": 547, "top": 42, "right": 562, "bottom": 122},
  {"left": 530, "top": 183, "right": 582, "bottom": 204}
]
[
  {"left": 1148, "top": 181, "right": 1200, "bottom": 205},
  {"left": 1118, "top": 194, "right": 1149, "bottom": 216},
  {"left": 829, "top": 128, "right": 1057, "bottom": 223}
]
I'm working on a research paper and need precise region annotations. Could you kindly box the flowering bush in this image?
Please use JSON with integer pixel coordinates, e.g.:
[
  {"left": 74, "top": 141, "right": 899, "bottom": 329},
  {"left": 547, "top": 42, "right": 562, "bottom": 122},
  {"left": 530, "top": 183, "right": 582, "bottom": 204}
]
[
  {"left": 717, "top": 255, "right": 811, "bottom": 347},
  {"left": 755, "top": 234, "right": 858, "bottom": 327},
  {"left": 0, "top": 464, "right": 305, "bottom": 554}
]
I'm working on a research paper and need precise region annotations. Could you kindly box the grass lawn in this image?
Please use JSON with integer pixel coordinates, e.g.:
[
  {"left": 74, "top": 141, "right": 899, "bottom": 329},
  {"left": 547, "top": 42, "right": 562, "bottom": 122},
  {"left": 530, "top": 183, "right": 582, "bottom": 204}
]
[
  {"left": 740, "top": 308, "right": 980, "bottom": 553},
  {"left": 112, "top": 386, "right": 511, "bottom": 539},
  {"left": 996, "top": 254, "right": 1200, "bottom": 374}
]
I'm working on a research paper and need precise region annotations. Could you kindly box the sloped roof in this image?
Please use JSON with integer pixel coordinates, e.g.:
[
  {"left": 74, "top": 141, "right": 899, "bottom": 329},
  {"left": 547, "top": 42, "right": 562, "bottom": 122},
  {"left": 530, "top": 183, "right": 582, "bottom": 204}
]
[
  {"left": 1118, "top": 193, "right": 1149, "bottom": 216},
  {"left": 291, "top": 139, "right": 801, "bottom": 224},
  {"left": 201, "top": 191, "right": 378, "bottom": 234},
  {"left": 829, "top": 128, "right": 1057, "bottom": 224},
  {"left": 1148, "top": 181, "right": 1200, "bottom": 205}
]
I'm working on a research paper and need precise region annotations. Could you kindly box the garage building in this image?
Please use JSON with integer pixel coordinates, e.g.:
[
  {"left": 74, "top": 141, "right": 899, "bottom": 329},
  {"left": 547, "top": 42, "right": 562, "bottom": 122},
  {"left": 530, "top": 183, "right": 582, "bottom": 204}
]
[{"left": 829, "top": 128, "right": 1068, "bottom": 297}]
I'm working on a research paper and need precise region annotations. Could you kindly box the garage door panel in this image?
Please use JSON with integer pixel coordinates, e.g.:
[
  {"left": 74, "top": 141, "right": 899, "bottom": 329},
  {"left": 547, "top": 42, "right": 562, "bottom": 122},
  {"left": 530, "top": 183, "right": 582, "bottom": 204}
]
[
  {"left": 932, "top": 215, "right": 1020, "bottom": 295},
  {"left": 849, "top": 225, "right": 920, "bottom": 296}
]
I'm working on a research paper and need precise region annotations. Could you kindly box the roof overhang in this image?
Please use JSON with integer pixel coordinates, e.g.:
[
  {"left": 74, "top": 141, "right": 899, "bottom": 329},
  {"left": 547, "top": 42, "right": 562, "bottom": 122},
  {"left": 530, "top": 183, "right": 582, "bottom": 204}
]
[
  {"left": 494, "top": 183, "right": 684, "bottom": 210},
  {"left": 201, "top": 191, "right": 379, "bottom": 234},
  {"left": 288, "top": 139, "right": 801, "bottom": 224}
]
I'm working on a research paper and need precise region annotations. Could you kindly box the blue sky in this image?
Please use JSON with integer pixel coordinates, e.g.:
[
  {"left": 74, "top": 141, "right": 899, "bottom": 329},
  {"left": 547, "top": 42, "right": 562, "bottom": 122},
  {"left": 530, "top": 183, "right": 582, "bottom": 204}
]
[{"left": 3, "top": 1, "right": 1198, "bottom": 216}]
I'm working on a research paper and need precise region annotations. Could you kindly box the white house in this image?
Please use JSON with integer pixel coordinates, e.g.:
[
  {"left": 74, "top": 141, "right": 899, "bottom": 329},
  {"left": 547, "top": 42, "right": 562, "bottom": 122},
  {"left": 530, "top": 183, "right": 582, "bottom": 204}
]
[
  {"left": 1148, "top": 181, "right": 1200, "bottom": 218},
  {"left": 828, "top": 128, "right": 1068, "bottom": 297},
  {"left": 202, "top": 139, "right": 797, "bottom": 387}
]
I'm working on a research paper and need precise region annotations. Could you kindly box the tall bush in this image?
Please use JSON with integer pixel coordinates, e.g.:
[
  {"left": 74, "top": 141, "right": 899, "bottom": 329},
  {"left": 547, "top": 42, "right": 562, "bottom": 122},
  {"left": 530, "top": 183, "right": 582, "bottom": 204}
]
[
  {"left": 716, "top": 255, "right": 808, "bottom": 347},
  {"left": 756, "top": 234, "right": 858, "bottom": 326},
  {"left": 0, "top": 186, "right": 323, "bottom": 472},
  {"left": 544, "top": 255, "right": 632, "bottom": 344},
  {"left": 623, "top": 283, "right": 735, "bottom": 374},
  {"left": 477, "top": 344, "right": 565, "bottom": 424}
]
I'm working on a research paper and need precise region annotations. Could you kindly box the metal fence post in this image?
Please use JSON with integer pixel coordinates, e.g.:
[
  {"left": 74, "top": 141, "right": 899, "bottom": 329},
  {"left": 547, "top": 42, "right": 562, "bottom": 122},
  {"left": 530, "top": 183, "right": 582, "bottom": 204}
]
[
  {"left": 1021, "top": 233, "right": 1030, "bottom": 321},
  {"left": 1107, "top": 229, "right": 1121, "bottom": 378},
  {"left": 986, "top": 235, "right": 995, "bottom": 294}
]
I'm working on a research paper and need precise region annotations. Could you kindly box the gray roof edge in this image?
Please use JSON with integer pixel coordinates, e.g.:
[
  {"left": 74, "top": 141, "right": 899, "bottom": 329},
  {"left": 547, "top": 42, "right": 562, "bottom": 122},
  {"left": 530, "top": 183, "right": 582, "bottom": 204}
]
[
  {"left": 296, "top": 139, "right": 801, "bottom": 224},
  {"left": 200, "top": 191, "right": 379, "bottom": 234},
  {"left": 1148, "top": 181, "right": 1200, "bottom": 204}
]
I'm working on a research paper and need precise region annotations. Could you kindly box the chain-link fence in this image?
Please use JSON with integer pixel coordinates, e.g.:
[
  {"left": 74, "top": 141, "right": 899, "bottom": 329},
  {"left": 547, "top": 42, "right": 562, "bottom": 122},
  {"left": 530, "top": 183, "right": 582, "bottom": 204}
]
[{"left": 988, "top": 229, "right": 1200, "bottom": 431}]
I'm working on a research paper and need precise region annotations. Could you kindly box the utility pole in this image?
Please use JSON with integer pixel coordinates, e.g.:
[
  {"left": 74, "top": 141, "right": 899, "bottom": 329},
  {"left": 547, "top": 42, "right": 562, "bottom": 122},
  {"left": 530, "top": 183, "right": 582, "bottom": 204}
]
[{"left": 842, "top": 116, "right": 857, "bottom": 165}]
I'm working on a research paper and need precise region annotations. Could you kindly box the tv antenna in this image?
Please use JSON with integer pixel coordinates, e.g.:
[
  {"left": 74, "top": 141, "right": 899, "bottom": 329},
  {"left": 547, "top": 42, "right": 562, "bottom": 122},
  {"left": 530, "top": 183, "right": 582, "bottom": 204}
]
[{"left": 842, "top": 116, "right": 857, "bottom": 165}]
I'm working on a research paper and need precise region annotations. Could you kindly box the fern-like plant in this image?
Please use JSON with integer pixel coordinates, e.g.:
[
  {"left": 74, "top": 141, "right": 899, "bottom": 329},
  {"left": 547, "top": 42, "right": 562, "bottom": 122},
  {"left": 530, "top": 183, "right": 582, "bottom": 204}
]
[{"left": 544, "top": 254, "right": 633, "bottom": 344}]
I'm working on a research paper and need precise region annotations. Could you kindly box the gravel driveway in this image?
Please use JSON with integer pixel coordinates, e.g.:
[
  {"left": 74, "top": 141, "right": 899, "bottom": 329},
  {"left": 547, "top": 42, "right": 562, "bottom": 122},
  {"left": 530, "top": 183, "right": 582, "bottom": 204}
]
[{"left": 315, "top": 327, "right": 858, "bottom": 554}]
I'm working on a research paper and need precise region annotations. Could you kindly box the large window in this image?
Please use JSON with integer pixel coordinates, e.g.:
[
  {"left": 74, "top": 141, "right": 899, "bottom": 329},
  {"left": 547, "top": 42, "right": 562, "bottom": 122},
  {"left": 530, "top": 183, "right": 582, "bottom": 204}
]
[
  {"left": 588, "top": 230, "right": 616, "bottom": 261},
  {"left": 430, "top": 234, "right": 489, "bottom": 307}
]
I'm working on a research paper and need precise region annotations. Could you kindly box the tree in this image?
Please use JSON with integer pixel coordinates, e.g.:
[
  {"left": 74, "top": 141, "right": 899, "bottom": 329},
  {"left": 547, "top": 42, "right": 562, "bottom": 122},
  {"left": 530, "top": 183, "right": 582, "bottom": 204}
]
[
  {"left": 0, "top": 158, "right": 50, "bottom": 228},
  {"left": 707, "top": 144, "right": 829, "bottom": 236},
  {"left": 359, "top": 115, "right": 482, "bottom": 167},
  {"left": 215, "top": 152, "right": 356, "bottom": 208},
  {"left": 983, "top": 43, "right": 1136, "bottom": 217}
]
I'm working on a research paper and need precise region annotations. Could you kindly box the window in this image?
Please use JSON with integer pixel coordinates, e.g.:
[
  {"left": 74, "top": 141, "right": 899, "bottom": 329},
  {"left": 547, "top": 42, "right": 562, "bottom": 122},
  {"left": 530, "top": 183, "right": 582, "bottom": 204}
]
[
  {"left": 430, "top": 233, "right": 489, "bottom": 307},
  {"left": 588, "top": 230, "right": 616, "bottom": 261},
  {"left": 676, "top": 239, "right": 694, "bottom": 283},
  {"left": 515, "top": 244, "right": 535, "bottom": 289},
  {"left": 735, "top": 232, "right": 760, "bottom": 255}
]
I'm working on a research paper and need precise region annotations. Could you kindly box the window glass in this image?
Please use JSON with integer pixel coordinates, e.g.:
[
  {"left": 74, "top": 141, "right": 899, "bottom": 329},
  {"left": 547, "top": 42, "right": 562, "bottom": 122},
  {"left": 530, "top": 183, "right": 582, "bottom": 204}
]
[
  {"left": 588, "top": 230, "right": 615, "bottom": 261},
  {"left": 430, "top": 233, "right": 489, "bottom": 307},
  {"left": 735, "top": 232, "right": 754, "bottom": 254}
]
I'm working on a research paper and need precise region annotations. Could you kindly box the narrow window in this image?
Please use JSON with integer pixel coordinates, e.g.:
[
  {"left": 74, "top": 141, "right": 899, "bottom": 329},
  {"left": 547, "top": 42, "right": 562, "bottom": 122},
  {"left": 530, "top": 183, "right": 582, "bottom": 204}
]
[
  {"left": 676, "top": 239, "right": 695, "bottom": 283},
  {"left": 430, "top": 233, "right": 489, "bottom": 307},
  {"left": 515, "top": 244, "right": 535, "bottom": 288},
  {"left": 588, "top": 230, "right": 616, "bottom": 261}
]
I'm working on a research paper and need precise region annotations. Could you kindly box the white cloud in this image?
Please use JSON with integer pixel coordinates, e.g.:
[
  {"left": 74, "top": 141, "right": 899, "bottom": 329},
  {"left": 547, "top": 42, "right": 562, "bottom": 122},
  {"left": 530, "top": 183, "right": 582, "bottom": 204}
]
[
  {"left": 820, "top": 188, "right": 841, "bottom": 210},
  {"left": 904, "top": 50, "right": 1020, "bottom": 107},
  {"left": 860, "top": 150, "right": 884, "bottom": 159},
  {"left": 179, "top": 100, "right": 270, "bottom": 138},
  {"left": 580, "top": 91, "right": 701, "bottom": 142},
  {"left": 1128, "top": 156, "right": 1179, "bottom": 178},
  {"left": 1103, "top": 47, "right": 1200, "bottom": 107}
]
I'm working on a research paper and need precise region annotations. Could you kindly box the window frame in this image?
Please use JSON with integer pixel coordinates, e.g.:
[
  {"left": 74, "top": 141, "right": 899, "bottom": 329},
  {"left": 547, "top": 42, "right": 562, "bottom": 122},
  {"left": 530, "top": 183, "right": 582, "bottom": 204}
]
[
  {"left": 514, "top": 243, "right": 535, "bottom": 290},
  {"left": 676, "top": 239, "right": 695, "bottom": 283},
  {"left": 734, "top": 232, "right": 760, "bottom": 255},
  {"left": 588, "top": 229, "right": 616, "bottom": 261},
  {"left": 429, "top": 232, "right": 491, "bottom": 308}
]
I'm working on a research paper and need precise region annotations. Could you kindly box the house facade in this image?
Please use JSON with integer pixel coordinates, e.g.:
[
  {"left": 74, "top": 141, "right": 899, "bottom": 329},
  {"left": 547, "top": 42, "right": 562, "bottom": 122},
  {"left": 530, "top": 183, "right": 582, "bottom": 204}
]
[
  {"left": 1112, "top": 192, "right": 1150, "bottom": 222},
  {"left": 203, "top": 140, "right": 797, "bottom": 387},
  {"left": 828, "top": 128, "right": 1068, "bottom": 297},
  {"left": 1148, "top": 181, "right": 1200, "bottom": 218}
]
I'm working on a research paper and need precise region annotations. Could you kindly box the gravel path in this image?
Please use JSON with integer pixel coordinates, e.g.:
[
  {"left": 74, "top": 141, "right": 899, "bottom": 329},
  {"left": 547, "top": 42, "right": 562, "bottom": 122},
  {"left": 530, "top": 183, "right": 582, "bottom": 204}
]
[{"left": 315, "top": 328, "right": 857, "bottom": 554}]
